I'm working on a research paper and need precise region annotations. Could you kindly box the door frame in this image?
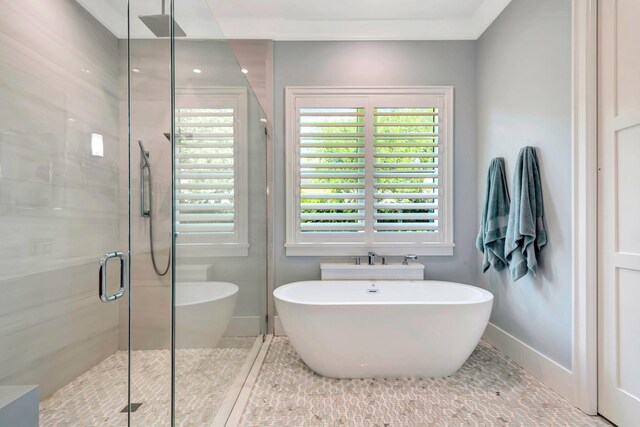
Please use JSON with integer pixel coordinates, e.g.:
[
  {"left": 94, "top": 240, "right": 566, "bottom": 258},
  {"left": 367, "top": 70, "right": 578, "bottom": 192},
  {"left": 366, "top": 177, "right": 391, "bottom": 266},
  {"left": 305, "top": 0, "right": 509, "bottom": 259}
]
[{"left": 571, "top": 0, "right": 598, "bottom": 415}]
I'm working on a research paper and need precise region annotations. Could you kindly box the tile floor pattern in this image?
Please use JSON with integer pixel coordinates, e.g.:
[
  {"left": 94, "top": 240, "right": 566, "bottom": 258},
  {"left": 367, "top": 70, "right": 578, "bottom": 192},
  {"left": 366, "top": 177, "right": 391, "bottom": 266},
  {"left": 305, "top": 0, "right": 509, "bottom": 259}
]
[
  {"left": 40, "top": 337, "right": 255, "bottom": 426},
  {"left": 239, "top": 337, "right": 611, "bottom": 427}
]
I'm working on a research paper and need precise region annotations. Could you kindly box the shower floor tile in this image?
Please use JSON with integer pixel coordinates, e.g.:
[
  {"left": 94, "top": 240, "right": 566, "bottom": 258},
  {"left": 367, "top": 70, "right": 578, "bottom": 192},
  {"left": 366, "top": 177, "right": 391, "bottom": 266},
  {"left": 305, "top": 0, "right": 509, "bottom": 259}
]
[
  {"left": 239, "top": 337, "right": 611, "bottom": 427},
  {"left": 40, "top": 337, "right": 256, "bottom": 426}
]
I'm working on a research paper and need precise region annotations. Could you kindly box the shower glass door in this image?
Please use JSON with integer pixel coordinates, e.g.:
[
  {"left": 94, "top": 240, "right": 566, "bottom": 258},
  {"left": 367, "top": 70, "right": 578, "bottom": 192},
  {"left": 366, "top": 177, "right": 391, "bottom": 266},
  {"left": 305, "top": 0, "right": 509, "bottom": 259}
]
[
  {"left": 0, "top": 0, "right": 171, "bottom": 425},
  {"left": 172, "top": 1, "right": 269, "bottom": 424},
  {"left": 127, "top": 1, "right": 174, "bottom": 425}
]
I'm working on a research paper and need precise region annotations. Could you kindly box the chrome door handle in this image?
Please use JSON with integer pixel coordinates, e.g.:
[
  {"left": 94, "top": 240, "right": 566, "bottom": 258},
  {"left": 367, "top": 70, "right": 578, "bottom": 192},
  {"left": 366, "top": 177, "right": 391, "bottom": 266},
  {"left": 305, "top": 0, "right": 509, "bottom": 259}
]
[{"left": 99, "top": 251, "right": 127, "bottom": 302}]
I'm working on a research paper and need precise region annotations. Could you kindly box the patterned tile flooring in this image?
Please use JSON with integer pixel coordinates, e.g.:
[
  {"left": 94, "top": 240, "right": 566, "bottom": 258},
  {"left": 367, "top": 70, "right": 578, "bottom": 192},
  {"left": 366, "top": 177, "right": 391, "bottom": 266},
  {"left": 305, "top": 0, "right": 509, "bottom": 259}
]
[
  {"left": 40, "top": 337, "right": 255, "bottom": 426},
  {"left": 239, "top": 337, "right": 611, "bottom": 427}
]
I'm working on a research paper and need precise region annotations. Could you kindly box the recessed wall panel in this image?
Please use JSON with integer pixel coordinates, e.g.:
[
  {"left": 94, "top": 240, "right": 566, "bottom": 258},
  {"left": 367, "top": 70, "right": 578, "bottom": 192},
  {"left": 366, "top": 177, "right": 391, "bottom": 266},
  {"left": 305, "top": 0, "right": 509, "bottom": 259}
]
[
  {"left": 616, "top": 124, "right": 640, "bottom": 254},
  {"left": 617, "top": 268, "right": 640, "bottom": 399},
  {"left": 616, "top": 0, "right": 640, "bottom": 118}
]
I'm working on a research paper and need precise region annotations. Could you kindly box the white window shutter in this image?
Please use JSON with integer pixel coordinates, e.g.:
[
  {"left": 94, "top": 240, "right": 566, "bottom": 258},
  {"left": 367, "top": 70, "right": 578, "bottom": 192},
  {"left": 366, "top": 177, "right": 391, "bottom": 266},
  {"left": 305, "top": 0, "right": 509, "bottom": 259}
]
[
  {"left": 285, "top": 87, "right": 454, "bottom": 256},
  {"left": 175, "top": 107, "right": 236, "bottom": 234},
  {"left": 373, "top": 107, "right": 439, "bottom": 234},
  {"left": 298, "top": 107, "right": 366, "bottom": 233}
]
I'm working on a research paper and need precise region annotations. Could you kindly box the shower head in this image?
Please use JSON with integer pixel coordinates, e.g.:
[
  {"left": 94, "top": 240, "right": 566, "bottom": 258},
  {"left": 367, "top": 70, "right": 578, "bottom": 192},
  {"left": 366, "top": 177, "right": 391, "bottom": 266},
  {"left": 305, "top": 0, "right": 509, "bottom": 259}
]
[
  {"left": 137, "top": 140, "right": 150, "bottom": 168},
  {"left": 139, "top": 0, "right": 186, "bottom": 37},
  {"left": 139, "top": 15, "right": 186, "bottom": 37},
  {"left": 164, "top": 132, "right": 194, "bottom": 141}
]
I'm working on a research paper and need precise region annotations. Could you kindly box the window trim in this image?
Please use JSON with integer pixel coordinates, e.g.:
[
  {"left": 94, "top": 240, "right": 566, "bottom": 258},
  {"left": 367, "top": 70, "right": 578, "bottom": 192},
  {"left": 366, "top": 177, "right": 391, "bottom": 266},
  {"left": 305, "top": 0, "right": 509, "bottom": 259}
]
[
  {"left": 285, "top": 86, "right": 454, "bottom": 256},
  {"left": 175, "top": 86, "right": 249, "bottom": 257}
]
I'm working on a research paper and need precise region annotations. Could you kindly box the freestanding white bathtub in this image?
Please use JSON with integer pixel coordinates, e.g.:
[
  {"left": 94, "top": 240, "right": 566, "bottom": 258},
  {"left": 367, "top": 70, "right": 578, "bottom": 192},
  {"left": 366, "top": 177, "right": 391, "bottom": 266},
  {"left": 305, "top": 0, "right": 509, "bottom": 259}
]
[
  {"left": 175, "top": 282, "right": 238, "bottom": 349},
  {"left": 274, "top": 280, "right": 493, "bottom": 378}
]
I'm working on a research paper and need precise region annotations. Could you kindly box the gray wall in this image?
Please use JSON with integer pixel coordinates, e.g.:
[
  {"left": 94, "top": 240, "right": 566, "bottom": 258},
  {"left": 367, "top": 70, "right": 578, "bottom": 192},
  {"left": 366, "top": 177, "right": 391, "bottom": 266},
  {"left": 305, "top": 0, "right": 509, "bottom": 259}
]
[
  {"left": 0, "top": 0, "right": 120, "bottom": 398},
  {"left": 273, "top": 41, "right": 478, "bottom": 288},
  {"left": 476, "top": 0, "right": 573, "bottom": 368}
]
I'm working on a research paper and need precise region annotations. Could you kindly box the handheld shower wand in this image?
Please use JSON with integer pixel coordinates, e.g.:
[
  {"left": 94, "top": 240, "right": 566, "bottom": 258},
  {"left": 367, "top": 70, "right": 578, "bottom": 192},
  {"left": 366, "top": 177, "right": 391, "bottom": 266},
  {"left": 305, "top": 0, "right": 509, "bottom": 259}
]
[{"left": 138, "top": 140, "right": 170, "bottom": 276}]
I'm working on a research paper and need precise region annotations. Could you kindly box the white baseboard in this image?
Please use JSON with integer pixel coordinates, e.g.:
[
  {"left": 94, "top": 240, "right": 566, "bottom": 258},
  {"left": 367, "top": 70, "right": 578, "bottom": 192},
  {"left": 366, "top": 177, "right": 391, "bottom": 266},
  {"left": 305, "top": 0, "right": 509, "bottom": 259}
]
[
  {"left": 482, "top": 322, "right": 577, "bottom": 406},
  {"left": 224, "top": 316, "right": 261, "bottom": 337},
  {"left": 274, "top": 315, "right": 285, "bottom": 336}
]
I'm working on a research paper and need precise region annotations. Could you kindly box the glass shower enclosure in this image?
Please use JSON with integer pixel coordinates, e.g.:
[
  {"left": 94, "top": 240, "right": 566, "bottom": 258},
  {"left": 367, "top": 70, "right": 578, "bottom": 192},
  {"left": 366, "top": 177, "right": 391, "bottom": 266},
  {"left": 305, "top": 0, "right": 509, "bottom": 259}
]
[{"left": 0, "top": 0, "right": 268, "bottom": 425}]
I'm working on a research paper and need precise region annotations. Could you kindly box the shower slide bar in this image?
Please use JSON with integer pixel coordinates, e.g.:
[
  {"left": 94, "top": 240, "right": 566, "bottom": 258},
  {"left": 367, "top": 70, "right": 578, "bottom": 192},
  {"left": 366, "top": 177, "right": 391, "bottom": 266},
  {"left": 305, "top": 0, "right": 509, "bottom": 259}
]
[{"left": 139, "top": 140, "right": 151, "bottom": 218}]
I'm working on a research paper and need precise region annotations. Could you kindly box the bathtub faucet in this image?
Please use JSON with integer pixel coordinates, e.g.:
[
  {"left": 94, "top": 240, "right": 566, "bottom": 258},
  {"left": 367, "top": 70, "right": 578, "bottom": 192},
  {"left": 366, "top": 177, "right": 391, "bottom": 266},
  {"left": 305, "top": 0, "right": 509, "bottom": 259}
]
[
  {"left": 403, "top": 254, "right": 418, "bottom": 265},
  {"left": 367, "top": 252, "right": 379, "bottom": 265}
]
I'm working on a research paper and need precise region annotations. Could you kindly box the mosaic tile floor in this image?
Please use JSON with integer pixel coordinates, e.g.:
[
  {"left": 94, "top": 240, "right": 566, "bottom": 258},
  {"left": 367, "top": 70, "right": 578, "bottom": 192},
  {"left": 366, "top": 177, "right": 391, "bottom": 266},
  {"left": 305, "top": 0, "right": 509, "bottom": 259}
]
[
  {"left": 40, "top": 337, "right": 256, "bottom": 426},
  {"left": 239, "top": 337, "right": 611, "bottom": 427}
]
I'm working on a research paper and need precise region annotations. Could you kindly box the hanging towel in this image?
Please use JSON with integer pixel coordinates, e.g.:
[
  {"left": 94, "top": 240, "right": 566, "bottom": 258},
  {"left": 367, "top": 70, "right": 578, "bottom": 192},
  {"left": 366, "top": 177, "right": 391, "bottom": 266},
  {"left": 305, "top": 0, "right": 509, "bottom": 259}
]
[
  {"left": 505, "top": 146, "right": 547, "bottom": 281},
  {"left": 476, "top": 158, "right": 511, "bottom": 272}
]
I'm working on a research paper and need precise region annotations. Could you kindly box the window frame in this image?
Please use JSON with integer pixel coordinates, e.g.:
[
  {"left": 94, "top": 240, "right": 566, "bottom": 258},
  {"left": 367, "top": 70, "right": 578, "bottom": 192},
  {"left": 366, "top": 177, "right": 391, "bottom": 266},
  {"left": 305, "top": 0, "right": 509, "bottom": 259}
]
[
  {"left": 175, "top": 86, "right": 249, "bottom": 257},
  {"left": 285, "top": 86, "right": 454, "bottom": 256}
]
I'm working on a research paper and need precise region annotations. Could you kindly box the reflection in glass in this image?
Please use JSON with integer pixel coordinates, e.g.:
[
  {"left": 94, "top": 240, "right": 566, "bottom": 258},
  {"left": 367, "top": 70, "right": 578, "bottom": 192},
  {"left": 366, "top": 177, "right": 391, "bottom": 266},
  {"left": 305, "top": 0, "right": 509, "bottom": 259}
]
[{"left": 172, "top": 32, "right": 269, "bottom": 424}]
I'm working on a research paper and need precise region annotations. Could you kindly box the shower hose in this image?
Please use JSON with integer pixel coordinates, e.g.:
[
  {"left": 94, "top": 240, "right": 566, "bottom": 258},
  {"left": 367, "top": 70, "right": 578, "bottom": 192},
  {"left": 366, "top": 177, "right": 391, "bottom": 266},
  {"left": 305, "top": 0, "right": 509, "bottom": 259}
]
[{"left": 146, "top": 165, "right": 171, "bottom": 276}]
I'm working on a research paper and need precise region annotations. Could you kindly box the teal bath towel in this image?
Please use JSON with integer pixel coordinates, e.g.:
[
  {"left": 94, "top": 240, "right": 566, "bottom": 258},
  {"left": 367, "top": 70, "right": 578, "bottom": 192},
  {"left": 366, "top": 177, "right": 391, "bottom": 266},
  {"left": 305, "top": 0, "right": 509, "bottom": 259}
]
[
  {"left": 505, "top": 146, "right": 547, "bottom": 281},
  {"left": 476, "top": 158, "right": 511, "bottom": 272}
]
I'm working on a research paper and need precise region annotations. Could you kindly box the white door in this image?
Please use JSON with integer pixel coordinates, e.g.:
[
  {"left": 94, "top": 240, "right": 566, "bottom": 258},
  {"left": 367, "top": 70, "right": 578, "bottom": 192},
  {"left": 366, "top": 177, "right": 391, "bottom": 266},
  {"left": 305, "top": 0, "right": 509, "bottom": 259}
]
[{"left": 598, "top": 0, "right": 640, "bottom": 425}]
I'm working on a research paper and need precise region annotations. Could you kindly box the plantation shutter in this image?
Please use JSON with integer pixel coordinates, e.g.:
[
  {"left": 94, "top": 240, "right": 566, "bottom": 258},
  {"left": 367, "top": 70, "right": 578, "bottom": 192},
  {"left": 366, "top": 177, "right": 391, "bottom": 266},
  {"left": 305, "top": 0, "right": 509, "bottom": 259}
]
[
  {"left": 373, "top": 107, "right": 439, "bottom": 234},
  {"left": 286, "top": 87, "right": 453, "bottom": 255},
  {"left": 175, "top": 107, "right": 236, "bottom": 234},
  {"left": 298, "top": 107, "right": 366, "bottom": 233}
]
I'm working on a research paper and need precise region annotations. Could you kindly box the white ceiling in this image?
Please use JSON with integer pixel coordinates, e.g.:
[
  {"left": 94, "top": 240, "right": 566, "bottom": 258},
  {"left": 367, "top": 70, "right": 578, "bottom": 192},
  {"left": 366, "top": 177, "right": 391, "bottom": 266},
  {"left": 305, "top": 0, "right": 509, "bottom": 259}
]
[{"left": 77, "top": 0, "right": 511, "bottom": 40}]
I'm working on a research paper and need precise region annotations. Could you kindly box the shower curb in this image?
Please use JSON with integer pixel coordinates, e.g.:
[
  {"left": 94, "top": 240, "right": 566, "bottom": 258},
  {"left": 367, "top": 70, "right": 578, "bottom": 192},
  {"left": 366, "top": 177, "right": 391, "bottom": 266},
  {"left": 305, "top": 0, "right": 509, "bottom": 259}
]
[{"left": 215, "top": 334, "right": 273, "bottom": 427}]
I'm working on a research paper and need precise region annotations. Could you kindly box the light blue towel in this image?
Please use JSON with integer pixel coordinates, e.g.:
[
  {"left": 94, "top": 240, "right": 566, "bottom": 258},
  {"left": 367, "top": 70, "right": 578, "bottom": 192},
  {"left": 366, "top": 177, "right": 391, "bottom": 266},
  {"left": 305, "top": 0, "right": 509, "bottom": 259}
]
[
  {"left": 476, "top": 157, "right": 510, "bottom": 272},
  {"left": 505, "top": 146, "right": 547, "bottom": 281}
]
